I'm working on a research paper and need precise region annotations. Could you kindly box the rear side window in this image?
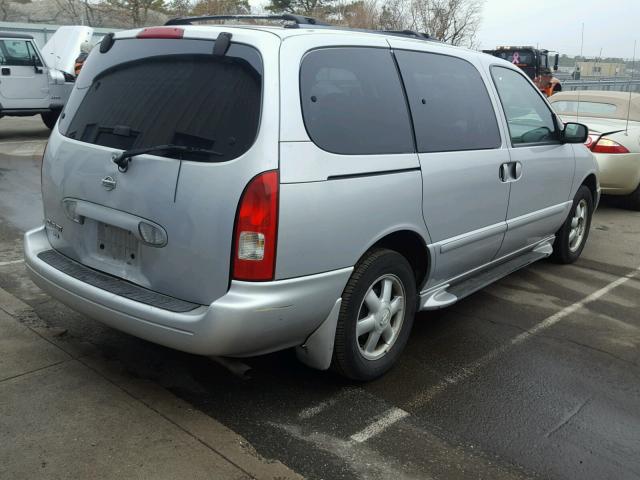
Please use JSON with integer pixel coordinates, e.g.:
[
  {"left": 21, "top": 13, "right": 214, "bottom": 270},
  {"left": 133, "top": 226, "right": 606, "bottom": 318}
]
[
  {"left": 60, "top": 39, "right": 262, "bottom": 163},
  {"left": 300, "top": 47, "right": 413, "bottom": 155},
  {"left": 551, "top": 100, "right": 618, "bottom": 116},
  {"left": 395, "top": 51, "right": 501, "bottom": 153}
]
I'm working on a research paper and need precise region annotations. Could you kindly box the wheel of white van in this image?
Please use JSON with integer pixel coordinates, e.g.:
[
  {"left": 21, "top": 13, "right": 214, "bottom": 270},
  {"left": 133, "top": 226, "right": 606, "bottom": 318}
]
[
  {"left": 332, "top": 248, "right": 416, "bottom": 381},
  {"left": 551, "top": 185, "right": 593, "bottom": 264},
  {"left": 41, "top": 111, "right": 60, "bottom": 130}
]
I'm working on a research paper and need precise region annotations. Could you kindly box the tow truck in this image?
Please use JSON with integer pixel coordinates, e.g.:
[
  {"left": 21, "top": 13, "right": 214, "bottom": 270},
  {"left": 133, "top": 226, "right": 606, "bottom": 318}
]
[{"left": 483, "top": 46, "right": 562, "bottom": 97}]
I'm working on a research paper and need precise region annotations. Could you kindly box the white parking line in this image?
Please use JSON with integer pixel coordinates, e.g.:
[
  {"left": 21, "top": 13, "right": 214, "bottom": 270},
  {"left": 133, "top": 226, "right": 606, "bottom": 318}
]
[
  {"left": 0, "top": 259, "right": 24, "bottom": 267},
  {"left": 299, "top": 397, "right": 341, "bottom": 420},
  {"left": 297, "top": 388, "right": 358, "bottom": 420},
  {"left": 287, "top": 267, "right": 640, "bottom": 447},
  {"left": 350, "top": 407, "right": 409, "bottom": 443},
  {"left": 404, "top": 265, "right": 640, "bottom": 411}
]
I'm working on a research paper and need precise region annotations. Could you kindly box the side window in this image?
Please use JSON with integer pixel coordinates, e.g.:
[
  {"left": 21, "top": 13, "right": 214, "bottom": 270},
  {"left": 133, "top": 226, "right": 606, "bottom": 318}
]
[
  {"left": 395, "top": 51, "right": 501, "bottom": 153},
  {"left": 0, "top": 40, "right": 32, "bottom": 66},
  {"left": 299, "top": 47, "right": 414, "bottom": 155},
  {"left": 491, "top": 66, "right": 559, "bottom": 145}
]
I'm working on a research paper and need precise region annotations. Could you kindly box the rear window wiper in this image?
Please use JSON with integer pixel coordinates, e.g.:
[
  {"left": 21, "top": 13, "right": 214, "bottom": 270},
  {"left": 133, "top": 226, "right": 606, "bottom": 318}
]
[{"left": 112, "top": 144, "right": 223, "bottom": 172}]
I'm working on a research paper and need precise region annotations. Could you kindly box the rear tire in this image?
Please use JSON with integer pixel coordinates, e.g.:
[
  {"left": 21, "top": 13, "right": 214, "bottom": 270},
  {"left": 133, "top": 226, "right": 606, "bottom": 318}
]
[
  {"left": 41, "top": 110, "right": 60, "bottom": 130},
  {"left": 332, "top": 248, "right": 416, "bottom": 381},
  {"left": 624, "top": 183, "right": 640, "bottom": 211},
  {"left": 551, "top": 185, "right": 593, "bottom": 264}
]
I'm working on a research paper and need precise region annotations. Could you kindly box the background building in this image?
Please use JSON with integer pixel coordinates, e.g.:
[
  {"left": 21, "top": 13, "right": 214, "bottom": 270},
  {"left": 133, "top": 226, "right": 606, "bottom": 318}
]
[{"left": 576, "top": 61, "right": 627, "bottom": 77}]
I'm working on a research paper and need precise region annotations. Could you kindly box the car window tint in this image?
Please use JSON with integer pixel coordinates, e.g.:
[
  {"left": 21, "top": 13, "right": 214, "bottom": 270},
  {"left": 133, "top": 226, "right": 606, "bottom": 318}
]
[
  {"left": 551, "top": 100, "right": 617, "bottom": 116},
  {"left": 491, "top": 66, "right": 558, "bottom": 145},
  {"left": 60, "top": 39, "right": 262, "bottom": 163},
  {"left": 0, "top": 40, "right": 33, "bottom": 66},
  {"left": 300, "top": 47, "right": 413, "bottom": 155},
  {"left": 395, "top": 51, "right": 501, "bottom": 153}
]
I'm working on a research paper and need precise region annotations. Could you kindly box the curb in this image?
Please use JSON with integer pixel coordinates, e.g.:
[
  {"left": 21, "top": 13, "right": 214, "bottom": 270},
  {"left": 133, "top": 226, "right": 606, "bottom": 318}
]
[{"left": 0, "top": 285, "right": 303, "bottom": 480}]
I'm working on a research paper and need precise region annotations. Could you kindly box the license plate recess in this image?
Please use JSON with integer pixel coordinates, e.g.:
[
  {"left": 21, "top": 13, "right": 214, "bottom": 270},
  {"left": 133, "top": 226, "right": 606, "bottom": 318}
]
[{"left": 97, "top": 222, "right": 139, "bottom": 265}]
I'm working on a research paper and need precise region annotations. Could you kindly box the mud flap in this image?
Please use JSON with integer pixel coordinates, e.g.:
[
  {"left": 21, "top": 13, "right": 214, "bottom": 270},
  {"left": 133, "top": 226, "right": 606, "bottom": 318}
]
[{"left": 295, "top": 298, "right": 341, "bottom": 370}]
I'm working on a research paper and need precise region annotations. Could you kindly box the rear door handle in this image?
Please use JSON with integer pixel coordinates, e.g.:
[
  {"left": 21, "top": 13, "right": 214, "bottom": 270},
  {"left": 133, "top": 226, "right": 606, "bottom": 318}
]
[{"left": 1, "top": 67, "right": 10, "bottom": 76}]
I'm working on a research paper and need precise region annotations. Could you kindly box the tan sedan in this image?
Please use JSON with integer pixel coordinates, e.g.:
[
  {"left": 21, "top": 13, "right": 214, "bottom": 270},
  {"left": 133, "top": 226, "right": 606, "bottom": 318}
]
[{"left": 550, "top": 91, "right": 640, "bottom": 210}]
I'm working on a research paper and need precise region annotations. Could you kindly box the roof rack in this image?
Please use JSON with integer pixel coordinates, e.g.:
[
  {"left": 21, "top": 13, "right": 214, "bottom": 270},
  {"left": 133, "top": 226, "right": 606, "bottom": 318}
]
[
  {"left": 164, "top": 15, "right": 437, "bottom": 42},
  {"left": 304, "top": 25, "right": 438, "bottom": 42},
  {"left": 381, "top": 30, "right": 432, "bottom": 40},
  {"left": 165, "top": 14, "right": 330, "bottom": 27}
]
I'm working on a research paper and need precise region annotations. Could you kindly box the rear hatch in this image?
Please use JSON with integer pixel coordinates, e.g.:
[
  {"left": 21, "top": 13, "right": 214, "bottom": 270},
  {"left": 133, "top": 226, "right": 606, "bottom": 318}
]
[{"left": 41, "top": 28, "right": 279, "bottom": 305}]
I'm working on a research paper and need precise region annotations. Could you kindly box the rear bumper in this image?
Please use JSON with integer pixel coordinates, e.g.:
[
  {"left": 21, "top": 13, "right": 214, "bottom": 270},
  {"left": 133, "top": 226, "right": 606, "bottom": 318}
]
[{"left": 24, "top": 226, "right": 352, "bottom": 357}]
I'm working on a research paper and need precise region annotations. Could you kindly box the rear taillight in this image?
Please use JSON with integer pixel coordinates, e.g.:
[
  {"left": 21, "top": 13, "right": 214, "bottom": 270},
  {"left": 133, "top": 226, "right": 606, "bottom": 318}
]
[
  {"left": 585, "top": 134, "right": 598, "bottom": 150},
  {"left": 137, "top": 27, "right": 184, "bottom": 39},
  {"left": 588, "top": 136, "right": 630, "bottom": 154},
  {"left": 232, "top": 171, "right": 279, "bottom": 281}
]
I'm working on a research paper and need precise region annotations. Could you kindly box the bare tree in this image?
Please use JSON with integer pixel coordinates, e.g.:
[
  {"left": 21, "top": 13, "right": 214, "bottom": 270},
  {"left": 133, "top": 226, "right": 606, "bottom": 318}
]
[
  {"left": 54, "top": 0, "right": 102, "bottom": 25},
  {"left": 333, "top": 0, "right": 379, "bottom": 29},
  {"left": 166, "top": 0, "right": 191, "bottom": 16},
  {"left": 265, "top": 0, "right": 335, "bottom": 18},
  {"left": 190, "top": 0, "right": 249, "bottom": 16},
  {"left": 409, "top": 0, "right": 483, "bottom": 46},
  {"left": 0, "top": 0, "right": 11, "bottom": 20},
  {"left": 100, "top": 0, "right": 167, "bottom": 27},
  {"left": 378, "top": 0, "right": 408, "bottom": 30}
]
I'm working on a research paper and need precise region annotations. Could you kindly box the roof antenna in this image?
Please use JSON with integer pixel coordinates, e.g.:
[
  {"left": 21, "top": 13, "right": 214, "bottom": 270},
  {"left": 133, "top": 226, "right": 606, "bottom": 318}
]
[
  {"left": 624, "top": 40, "right": 637, "bottom": 135},
  {"left": 576, "top": 22, "right": 585, "bottom": 123}
]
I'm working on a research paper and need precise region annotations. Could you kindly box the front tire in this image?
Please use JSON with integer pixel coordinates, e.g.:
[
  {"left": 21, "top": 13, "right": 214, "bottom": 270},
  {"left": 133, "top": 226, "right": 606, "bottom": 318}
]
[
  {"left": 332, "top": 249, "right": 416, "bottom": 381},
  {"left": 551, "top": 185, "right": 593, "bottom": 264},
  {"left": 41, "top": 110, "right": 60, "bottom": 130}
]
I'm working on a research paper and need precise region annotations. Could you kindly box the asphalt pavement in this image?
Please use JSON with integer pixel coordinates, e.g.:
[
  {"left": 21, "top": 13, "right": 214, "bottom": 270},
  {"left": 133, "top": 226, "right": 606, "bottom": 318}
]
[{"left": 1, "top": 116, "right": 639, "bottom": 480}]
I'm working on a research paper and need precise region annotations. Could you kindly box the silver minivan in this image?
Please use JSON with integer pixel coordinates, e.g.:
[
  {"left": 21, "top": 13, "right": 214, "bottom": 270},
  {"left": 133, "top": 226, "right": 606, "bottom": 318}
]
[{"left": 24, "top": 15, "right": 599, "bottom": 380}]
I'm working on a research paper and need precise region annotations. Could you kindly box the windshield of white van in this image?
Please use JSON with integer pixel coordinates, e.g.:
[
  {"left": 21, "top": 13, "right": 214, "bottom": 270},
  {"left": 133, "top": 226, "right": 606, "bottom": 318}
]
[{"left": 59, "top": 38, "right": 262, "bottom": 163}]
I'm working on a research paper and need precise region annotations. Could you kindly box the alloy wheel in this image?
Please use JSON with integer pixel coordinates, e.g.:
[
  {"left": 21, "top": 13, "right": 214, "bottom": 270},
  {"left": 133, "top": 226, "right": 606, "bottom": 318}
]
[
  {"left": 569, "top": 199, "right": 588, "bottom": 252},
  {"left": 355, "top": 274, "right": 406, "bottom": 361}
]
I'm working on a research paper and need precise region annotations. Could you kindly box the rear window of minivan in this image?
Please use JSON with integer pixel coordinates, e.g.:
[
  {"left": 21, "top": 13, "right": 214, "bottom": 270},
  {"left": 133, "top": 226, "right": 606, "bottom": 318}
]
[{"left": 59, "top": 38, "right": 262, "bottom": 163}]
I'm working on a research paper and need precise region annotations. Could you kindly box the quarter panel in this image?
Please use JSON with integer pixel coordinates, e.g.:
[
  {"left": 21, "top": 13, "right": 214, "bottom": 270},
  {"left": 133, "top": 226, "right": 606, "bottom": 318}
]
[
  {"left": 594, "top": 152, "right": 639, "bottom": 194},
  {"left": 279, "top": 141, "right": 420, "bottom": 183},
  {"left": 275, "top": 170, "right": 428, "bottom": 279}
]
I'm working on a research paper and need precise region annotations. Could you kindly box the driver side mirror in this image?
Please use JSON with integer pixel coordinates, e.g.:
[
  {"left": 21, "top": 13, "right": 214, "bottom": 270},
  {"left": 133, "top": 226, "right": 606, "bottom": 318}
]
[
  {"left": 31, "top": 55, "right": 42, "bottom": 74},
  {"left": 562, "top": 122, "right": 588, "bottom": 144}
]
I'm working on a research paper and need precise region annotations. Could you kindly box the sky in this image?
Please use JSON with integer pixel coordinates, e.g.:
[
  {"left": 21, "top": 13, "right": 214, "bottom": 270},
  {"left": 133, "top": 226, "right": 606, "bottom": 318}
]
[
  {"left": 247, "top": 0, "right": 638, "bottom": 59},
  {"left": 477, "top": 0, "right": 639, "bottom": 59}
]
